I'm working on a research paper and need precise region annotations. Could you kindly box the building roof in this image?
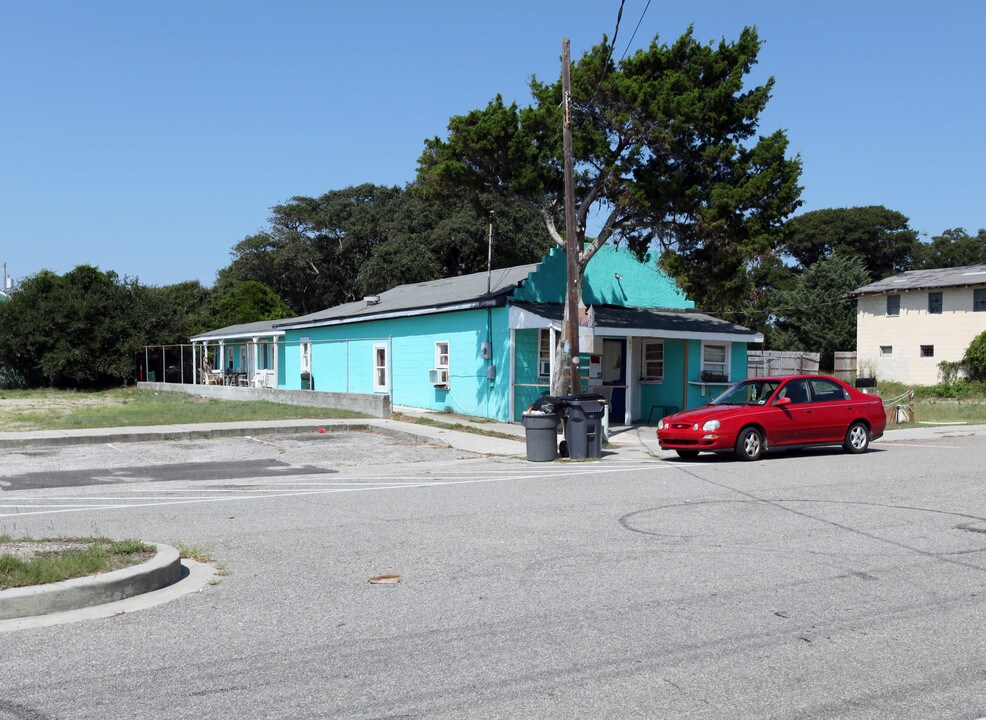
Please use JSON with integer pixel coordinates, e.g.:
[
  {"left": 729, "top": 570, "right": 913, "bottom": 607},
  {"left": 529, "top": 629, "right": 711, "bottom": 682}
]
[
  {"left": 275, "top": 263, "right": 540, "bottom": 330},
  {"left": 190, "top": 319, "right": 285, "bottom": 342},
  {"left": 850, "top": 264, "right": 986, "bottom": 297},
  {"left": 512, "top": 302, "right": 763, "bottom": 342}
]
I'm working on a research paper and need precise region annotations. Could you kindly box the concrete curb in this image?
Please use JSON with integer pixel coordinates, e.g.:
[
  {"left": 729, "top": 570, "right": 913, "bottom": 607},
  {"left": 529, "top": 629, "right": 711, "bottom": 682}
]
[{"left": 0, "top": 543, "right": 182, "bottom": 620}]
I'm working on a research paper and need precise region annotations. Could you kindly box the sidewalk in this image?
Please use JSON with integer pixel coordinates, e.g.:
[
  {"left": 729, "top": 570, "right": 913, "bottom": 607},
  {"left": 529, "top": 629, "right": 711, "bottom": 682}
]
[{"left": 0, "top": 412, "right": 982, "bottom": 461}]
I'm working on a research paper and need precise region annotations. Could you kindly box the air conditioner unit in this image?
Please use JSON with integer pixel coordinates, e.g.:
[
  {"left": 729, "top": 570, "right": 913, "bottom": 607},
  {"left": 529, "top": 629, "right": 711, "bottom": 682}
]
[
  {"left": 429, "top": 368, "right": 449, "bottom": 387},
  {"left": 538, "top": 360, "right": 551, "bottom": 377}
]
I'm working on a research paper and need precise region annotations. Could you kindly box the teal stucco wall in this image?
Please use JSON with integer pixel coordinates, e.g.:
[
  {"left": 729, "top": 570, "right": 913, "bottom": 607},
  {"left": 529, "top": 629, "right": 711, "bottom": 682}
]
[
  {"left": 281, "top": 307, "right": 513, "bottom": 420},
  {"left": 511, "top": 245, "right": 693, "bottom": 309}
]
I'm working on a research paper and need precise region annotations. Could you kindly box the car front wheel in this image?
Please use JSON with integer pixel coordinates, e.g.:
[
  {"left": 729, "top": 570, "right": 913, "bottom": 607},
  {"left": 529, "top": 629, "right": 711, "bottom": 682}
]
[
  {"left": 844, "top": 422, "right": 870, "bottom": 454},
  {"left": 735, "top": 427, "right": 764, "bottom": 461}
]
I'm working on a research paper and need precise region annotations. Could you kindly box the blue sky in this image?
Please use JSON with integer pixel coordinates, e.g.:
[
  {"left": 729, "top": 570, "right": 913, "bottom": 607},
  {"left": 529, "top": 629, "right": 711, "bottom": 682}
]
[{"left": 1, "top": 1, "right": 984, "bottom": 288}]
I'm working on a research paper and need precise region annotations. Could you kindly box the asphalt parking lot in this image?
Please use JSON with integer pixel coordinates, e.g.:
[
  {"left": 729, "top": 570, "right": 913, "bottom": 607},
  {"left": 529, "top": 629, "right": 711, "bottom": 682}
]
[{"left": 1, "top": 430, "right": 985, "bottom": 719}]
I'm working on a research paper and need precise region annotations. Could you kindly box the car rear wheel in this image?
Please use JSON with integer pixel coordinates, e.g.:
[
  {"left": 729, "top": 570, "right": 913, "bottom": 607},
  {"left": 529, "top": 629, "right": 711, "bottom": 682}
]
[
  {"left": 675, "top": 450, "right": 699, "bottom": 459},
  {"left": 735, "top": 427, "right": 764, "bottom": 461},
  {"left": 843, "top": 422, "right": 870, "bottom": 453}
]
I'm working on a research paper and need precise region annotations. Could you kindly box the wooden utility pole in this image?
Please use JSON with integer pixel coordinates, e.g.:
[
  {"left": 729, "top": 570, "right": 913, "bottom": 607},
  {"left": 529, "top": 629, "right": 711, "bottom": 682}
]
[{"left": 562, "top": 37, "right": 580, "bottom": 394}]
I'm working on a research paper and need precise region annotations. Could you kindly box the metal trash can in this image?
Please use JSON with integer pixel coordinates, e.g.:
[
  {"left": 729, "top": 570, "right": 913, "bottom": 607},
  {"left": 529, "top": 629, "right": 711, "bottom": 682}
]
[
  {"left": 562, "top": 394, "right": 607, "bottom": 459},
  {"left": 521, "top": 413, "right": 560, "bottom": 462}
]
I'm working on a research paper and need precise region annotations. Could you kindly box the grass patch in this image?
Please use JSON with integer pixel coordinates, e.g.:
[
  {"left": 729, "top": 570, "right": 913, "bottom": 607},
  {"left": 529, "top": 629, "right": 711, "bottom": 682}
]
[
  {"left": 0, "top": 388, "right": 366, "bottom": 432},
  {"left": 875, "top": 381, "right": 986, "bottom": 426},
  {"left": 173, "top": 541, "right": 214, "bottom": 563},
  {"left": 0, "top": 537, "right": 155, "bottom": 590}
]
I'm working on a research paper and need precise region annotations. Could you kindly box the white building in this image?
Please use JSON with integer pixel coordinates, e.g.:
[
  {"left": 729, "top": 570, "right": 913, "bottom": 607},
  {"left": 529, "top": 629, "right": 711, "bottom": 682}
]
[{"left": 851, "top": 265, "right": 986, "bottom": 385}]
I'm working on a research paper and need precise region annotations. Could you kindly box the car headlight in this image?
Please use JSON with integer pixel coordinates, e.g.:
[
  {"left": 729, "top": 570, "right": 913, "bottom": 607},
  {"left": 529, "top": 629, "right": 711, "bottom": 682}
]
[
  {"left": 657, "top": 419, "right": 666, "bottom": 430},
  {"left": 702, "top": 419, "right": 721, "bottom": 432}
]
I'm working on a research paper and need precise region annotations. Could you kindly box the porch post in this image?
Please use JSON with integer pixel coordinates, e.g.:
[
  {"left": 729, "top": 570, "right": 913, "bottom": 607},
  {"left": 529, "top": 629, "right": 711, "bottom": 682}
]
[
  {"left": 272, "top": 337, "right": 279, "bottom": 388},
  {"left": 192, "top": 343, "right": 197, "bottom": 385},
  {"left": 509, "top": 329, "right": 516, "bottom": 421},
  {"left": 251, "top": 336, "right": 259, "bottom": 384},
  {"left": 219, "top": 341, "right": 225, "bottom": 383},
  {"left": 681, "top": 341, "right": 690, "bottom": 412}
]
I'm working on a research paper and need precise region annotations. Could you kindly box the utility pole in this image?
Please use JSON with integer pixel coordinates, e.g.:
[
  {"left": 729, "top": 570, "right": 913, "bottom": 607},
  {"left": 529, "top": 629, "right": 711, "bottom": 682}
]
[{"left": 562, "top": 38, "right": 580, "bottom": 394}]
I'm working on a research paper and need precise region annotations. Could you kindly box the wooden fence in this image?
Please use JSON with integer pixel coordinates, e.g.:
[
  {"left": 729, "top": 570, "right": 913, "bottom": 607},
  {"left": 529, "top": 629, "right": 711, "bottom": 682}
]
[{"left": 747, "top": 351, "right": 820, "bottom": 377}]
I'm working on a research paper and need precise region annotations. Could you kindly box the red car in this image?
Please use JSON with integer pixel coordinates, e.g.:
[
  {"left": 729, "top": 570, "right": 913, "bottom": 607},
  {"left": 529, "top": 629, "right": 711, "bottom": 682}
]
[{"left": 656, "top": 375, "right": 887, "bottom": 461}]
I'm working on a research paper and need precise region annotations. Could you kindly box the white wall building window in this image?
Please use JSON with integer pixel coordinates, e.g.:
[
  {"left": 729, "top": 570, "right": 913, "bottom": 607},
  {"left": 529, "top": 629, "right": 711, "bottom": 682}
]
[
  {"left": 435, "top": 341, "right": 450, "bottom": 369},
  {"left": 640, "top": 341, "right": 664, "bottom": 382},
  {"left": 300, "top": 340, "right": 312, "bottom": 373},
  {"left": 538, "top": 329, "right": 551, "bottom": 379},
  {"left": 880, "top": 345, "right": 893, "bottom": 358},
  {"left": 373, "top": 344, "right": 388, "bottom": 392},
  {"left": 701, "top": 342, "right": 729, "bottom": 378}
]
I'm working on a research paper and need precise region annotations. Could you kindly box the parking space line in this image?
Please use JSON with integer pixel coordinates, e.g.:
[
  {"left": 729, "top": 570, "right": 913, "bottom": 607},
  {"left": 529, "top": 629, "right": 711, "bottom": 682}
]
[{"left": 0, "top": 464, "right": 673, "bottom": 519}]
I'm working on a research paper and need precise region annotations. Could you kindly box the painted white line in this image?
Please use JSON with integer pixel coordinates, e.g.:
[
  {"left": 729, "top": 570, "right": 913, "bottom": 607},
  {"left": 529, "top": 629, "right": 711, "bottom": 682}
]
[{"left": 0, "top": 464, "right": 662, "bottom": 519}]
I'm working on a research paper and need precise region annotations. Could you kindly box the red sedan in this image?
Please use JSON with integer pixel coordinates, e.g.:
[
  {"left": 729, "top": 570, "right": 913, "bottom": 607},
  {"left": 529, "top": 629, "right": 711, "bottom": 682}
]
[{"left": 656, "top": 375, "right": 887, "bottom": 461}]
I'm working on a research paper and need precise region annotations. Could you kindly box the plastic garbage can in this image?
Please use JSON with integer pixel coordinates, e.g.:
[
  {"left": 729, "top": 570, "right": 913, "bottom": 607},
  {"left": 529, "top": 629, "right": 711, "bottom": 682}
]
[
  {"left": 521, "top": 413, "right": 560, "bottom": 462},
  {"left": 562, "top": 394, "right": 607, "bottom": 459}
]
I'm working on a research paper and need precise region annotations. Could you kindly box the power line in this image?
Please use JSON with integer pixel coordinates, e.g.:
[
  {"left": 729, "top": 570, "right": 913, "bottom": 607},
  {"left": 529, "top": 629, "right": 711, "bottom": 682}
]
[
  {"left": 619, "top": 0, "right": 653, "bottom": 62},
  {"left": 584, "top": 0, "right": 625, "bottom": 109}
]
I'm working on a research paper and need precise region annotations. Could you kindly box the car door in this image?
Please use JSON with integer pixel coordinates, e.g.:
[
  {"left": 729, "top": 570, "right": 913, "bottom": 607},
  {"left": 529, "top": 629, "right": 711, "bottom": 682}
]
[
  {"left": 771, "top": 379, "right": 814, "bottom": 444},
  {"left": 807, "top": 378, "right": 852, "bottom": 442}
]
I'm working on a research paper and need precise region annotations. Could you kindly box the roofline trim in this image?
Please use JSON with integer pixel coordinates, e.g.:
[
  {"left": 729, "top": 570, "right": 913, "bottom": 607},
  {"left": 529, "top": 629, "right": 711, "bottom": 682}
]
[
  {"left": 190, "top": 330, "right": 286, "bottom": 342},
  {"left": 275, "top": 298, "right": 503, "bottom": 330}
]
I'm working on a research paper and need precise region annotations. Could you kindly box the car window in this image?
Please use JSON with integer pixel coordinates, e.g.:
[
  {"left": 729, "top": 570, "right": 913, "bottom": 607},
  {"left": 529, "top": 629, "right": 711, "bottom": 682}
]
[
  {"left": 777, "top": 379, "right": 811, "bottom": 405},
  {"left": 711, "top": 380, "right": 779, "bottom": 406},
  {"left": 808, "top": 378, "right": 849, "bottom": 403}
]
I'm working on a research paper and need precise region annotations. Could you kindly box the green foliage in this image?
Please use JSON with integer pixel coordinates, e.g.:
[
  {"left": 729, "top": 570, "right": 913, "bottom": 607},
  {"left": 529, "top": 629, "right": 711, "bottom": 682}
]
[
  {"left": 771, "top": 254, "right": 870, "bottom": 369},
  {"left": 782, "top": 206, "right": 919, "bottom": 280},
  {"left": 208, "top": 280, "right": 295, "bottom": 328},
  {"left": 914, "top": 228, "right": 986, "bottom": 269},
  {"left": 218, "top": 184, "right": 551, "bottom": 315},
  {"left": 138, "top": 280, "right": 214, "bottom": 345},
  {"left": 962, "top": 330, "right": 986, "bottom": 381},
  {"left": 938, "top": 360, "right": 964, "bottom": 383},
  {"left": 0, "top": 266, "right": 145, "bottom": 388},
  {"left": 419, "top": 26, "right": 803, "bottom": 315}
]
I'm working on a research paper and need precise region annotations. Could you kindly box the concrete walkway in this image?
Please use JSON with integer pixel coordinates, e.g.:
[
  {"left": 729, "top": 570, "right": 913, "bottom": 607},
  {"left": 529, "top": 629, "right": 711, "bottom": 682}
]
[{"left": 3, "top": 410, "right": 977, "bottom": 461}]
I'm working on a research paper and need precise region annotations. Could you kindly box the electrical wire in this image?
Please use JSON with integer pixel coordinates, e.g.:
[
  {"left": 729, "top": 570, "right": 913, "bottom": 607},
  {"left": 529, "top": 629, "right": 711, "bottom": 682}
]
[{"left": 619, "top": 0, "right": 653, "bottom": 63}]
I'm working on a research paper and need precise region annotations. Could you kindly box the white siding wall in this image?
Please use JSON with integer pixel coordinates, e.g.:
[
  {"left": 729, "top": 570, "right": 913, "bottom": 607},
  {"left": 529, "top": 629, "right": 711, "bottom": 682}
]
[{"left": 857, "top": 286, "right": 986, "bottom": 385}]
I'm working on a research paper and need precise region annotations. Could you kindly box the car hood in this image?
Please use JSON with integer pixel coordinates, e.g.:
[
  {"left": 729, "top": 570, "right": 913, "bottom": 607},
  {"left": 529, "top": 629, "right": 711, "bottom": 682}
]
[{"left": 665, "top": 404, "right": 753, "bottom": 424}]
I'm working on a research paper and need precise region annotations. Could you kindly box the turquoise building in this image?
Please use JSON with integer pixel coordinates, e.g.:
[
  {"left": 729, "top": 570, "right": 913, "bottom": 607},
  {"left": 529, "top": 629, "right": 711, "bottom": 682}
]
[{"left": 191, "top": 246, "right": 761, "bottom": 423}]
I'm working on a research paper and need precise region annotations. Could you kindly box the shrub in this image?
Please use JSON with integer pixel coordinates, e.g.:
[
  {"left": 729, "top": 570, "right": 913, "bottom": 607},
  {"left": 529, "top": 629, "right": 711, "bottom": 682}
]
[{"left": 963, "top": 331, "right": 986, "bottom": 381}]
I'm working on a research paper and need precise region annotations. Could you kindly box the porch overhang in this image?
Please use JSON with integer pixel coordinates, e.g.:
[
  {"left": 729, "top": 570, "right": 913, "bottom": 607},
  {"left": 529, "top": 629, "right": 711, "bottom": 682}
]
[{"left": 509, "top": 302, "right": 763, "bottom": 344}]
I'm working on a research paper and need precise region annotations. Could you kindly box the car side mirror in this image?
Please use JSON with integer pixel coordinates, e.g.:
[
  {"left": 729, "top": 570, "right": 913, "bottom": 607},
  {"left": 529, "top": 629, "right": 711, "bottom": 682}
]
[{"left": 775, "top": 396, "right": 791, "bottom": 407}]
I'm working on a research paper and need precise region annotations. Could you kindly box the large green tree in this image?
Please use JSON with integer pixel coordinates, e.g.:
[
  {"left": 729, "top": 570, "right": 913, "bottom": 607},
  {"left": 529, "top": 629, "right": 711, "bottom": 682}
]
[
  {"left": 208, "top": 280, "right": 295, "bottom": 329},
  {"left": 418, "top": 27, "right": 802, "bottom": 337},
  {"left": 914, "top": 228, "right": 986, "bottom": 269},
  {"left": 771, "top": 254, "right": 870, "bottom": 369},
  {"left": 218, "top": 184, "right": 551, "bottom": 314},
  {"left": 782, "top": 206, "right": 919, "bottom": 280},
  {"left": 0, "top": 266, "right": 145, "bottom": 388}
]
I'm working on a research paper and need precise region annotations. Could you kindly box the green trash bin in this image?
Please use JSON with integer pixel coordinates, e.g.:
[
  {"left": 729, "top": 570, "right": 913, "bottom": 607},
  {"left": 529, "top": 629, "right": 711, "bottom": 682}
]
[{"left": 521, "top": 413, "right": 560, "bottom": 462}]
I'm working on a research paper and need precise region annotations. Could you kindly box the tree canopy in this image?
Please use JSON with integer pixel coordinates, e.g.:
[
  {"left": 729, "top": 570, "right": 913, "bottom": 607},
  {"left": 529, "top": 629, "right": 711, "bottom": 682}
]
[
  {"left": 218, "top": 183, "right": 552, "bottom": 315},
  {"left": 418, "top": 26, "right": 802, "bottom": 317},
  {"left": 914, "top": 228, "right": 986, "bottom": 269},
  {"left": 0, "top": 266, "right": 145, "bottom": 388},
  {"left": 781, "top": 206, "right": 919, "bottom": 280},
  {"left": 771, "top": 254, "right": 870, "bottom": 369}
]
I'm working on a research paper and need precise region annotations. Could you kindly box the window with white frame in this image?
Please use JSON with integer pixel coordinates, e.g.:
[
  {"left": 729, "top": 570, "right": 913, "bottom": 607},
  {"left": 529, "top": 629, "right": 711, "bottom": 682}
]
[
  {"left": 435, "top": 341, "right": 449, "bottom": 369},
  {"left": 538, "top": 329, "right": 551, "bottom": 379},
  {"left": 300, "top": 340, "right": 312, "bottom": 373},
  {"left": 701, "top": 342, "right": 728, "bottom": 378},
  {"left": 880, "top": 345, "right": 893, "bottom": 358},
  {"left": 640, "top": 341, "right": 664, "bottom": 381},
  {"left": 373, "top": 344, "right": 388, "bottom": 392}
]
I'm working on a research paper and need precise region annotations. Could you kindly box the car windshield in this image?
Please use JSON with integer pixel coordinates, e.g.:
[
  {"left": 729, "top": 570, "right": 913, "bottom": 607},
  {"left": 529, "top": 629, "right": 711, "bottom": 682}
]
[{"left": 710, "top": 380, "right": 781, "bottom": 406}]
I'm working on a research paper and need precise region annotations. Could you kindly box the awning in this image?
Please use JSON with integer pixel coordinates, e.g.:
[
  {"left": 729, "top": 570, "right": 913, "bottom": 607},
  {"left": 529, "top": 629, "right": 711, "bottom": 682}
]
[{"left": 509, "top": 302, "right": 763, "bottom": 343}]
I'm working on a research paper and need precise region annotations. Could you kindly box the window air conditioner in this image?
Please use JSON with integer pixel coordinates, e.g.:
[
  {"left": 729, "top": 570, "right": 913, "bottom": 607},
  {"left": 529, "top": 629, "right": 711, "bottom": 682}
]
[
  {"left": 429, "top": 368, "right": 449, "bottom": 386},
  {"left": 538, "top": 360, "right": 551, "bottom": 377}
]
